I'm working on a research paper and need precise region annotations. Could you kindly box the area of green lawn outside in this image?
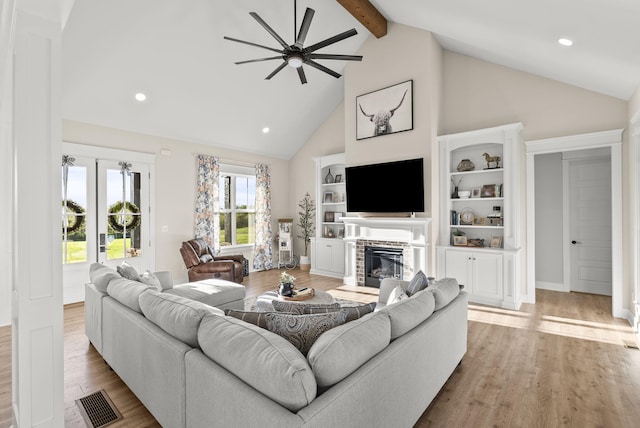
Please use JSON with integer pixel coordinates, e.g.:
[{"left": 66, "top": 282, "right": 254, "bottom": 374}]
[{"left": 63, "top": 238, "right": 133, "bottom": 263}]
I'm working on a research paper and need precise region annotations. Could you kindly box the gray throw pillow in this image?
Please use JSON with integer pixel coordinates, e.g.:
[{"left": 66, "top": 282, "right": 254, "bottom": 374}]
[
  {"left": 224, "top": 309, "right": 281, "bottom": 329},
  {"left": 303, "top": 302, "right": 377, "bottom": 322},
  {"left": 271, "top": 300, "right": 340, "bottom": 315},
  {"left": 140, "top": 270, "right": 162, "bottom": 291},
  {"left": 265, "top": 311, "right": 347, "bottom": 355},
  {"left": 406, "top": 270, "right": 429, "bottom": 296},
  {"left": 116, "top": 261, "right": 141, "bottom": 281}
]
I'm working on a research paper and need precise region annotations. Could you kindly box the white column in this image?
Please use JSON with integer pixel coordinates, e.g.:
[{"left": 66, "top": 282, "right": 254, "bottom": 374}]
[{"left": 11, "top": 1, "right": 64, "bottom": 426}]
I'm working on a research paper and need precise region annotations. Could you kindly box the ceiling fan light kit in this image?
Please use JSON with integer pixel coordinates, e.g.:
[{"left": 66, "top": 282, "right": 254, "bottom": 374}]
[{"left": 224, "top": 0, "right": 363, "bottom": 84}]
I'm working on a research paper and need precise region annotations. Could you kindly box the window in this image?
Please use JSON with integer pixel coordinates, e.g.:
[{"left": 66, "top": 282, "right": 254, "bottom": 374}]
[
  {"left": 62, "top": 164, "right": 88, "bottom": 264},
  {"left": 218, "top": 167, "right": 256, "bottom": 246}
]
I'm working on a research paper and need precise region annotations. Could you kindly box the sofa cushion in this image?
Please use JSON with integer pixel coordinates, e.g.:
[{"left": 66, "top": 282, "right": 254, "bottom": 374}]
[
  {"left": 89, "top": 263, "right": 120, "bottom": 293},
  {"left": 271, "top": 300, "right": 341, "bottom": 314},
  {"left": 117, "top": 261, "right": 141, "bottom": 281},
  {"left": 139, "top": 290, "right": 223, "bottom": 348},
  {"left": 406, "top": 270, "right": 429, "bottom": 296},
  {"left": 430, "top": 278, "right": 461, "bottom": 310},
  {"left": 106, "top": 278, "right": 150, "bottom": 313},
  {"left": 379, "top": 288, "right": 435, "bottom": 339},
  {"left": 165, "top": 278, "right": 245, "bottom": 307},
  {"left": 307, "top": 311, "right": 391, "bottom": 388},
  {"left": 303, "top": 302, "right": 377, "bottom": 322},
  {"left": 265, "top": 311, "right": 347, "bottom": 355},
  {"left": 140, "top": 270, "right": 163, "bottom": 291},
  {"left": 198, "top": 314, "right": 317, "bottom": 412}
]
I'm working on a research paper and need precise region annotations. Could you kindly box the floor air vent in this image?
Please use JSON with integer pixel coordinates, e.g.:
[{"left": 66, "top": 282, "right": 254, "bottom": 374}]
[{"left": 75, "top": 389, "right": 123, "bottom": 428}]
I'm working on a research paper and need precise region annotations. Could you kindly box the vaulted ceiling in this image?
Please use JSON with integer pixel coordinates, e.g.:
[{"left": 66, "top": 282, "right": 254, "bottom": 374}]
[{"left": 62, "top": 0, "right": 640, "bottom": 159}]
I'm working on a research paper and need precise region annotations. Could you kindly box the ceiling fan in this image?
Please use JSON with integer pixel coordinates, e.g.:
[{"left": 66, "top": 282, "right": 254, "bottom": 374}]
[{"left": 224, "top": 0, "right": 363, "bottom": 84}]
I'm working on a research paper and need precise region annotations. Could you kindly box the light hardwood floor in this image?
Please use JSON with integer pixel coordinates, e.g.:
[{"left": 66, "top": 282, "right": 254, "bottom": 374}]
[{"left": 1, "top": 269, "right": 639, "bottom": 427}]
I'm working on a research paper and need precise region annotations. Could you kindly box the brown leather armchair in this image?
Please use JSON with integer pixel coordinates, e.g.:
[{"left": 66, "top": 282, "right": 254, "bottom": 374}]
[{"left": 180, "top": 238, "right": 245, "bottom": 284}]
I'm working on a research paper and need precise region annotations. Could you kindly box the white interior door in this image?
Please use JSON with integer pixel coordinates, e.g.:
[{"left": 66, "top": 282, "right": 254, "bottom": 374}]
[
  {"left": 568, "top": 156, "right": 612, "bottom": 295},
  {"left": 97, "top": 159, "right": 151, "bottom": 273}
]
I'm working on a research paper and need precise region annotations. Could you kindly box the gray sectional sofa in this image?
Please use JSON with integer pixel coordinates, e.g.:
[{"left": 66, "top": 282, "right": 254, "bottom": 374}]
[{"left": 85, "top": 263, "right": 468, "bottom": 428}]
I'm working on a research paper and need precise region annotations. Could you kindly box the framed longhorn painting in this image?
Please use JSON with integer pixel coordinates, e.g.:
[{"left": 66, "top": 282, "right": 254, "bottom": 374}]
[{"left": 356, "top": 80, "right": 413, "bottom": 140}]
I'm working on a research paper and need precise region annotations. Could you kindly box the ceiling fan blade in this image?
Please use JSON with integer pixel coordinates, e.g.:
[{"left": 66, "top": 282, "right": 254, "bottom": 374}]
[
  {"left": 305, "top": 60, "right": 341, "bottom": 79},
  {"left": 265, "top": 61, "right": 288, "bottom": 80},
  {"left": 297, "top": 66, "right": 308, "bottom": 84},
  {"left": 249, "top": 12, "right": 289, "bottom": 50},
  {"left": 223, "top": 36, "right": 283, "bottom": 54},
  {"left": 309, "top": 53, "right": 363, "bottom": 61},
  {"left": 305, "top": 28, "right": 358, "bottom": 53},
  {"left": 295, "top": 8, "right": 315, "bottom": 49},
  {"left": 235, "top": 56, "right": 284, "bottom": 65}
]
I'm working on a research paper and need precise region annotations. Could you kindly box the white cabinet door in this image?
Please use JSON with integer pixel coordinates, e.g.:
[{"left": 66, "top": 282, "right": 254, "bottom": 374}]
[
  {"left": 313, "top": 238, "right": 345, "bottom": 276},
  {"left": 445, "top": 249, "right": 473, "bottom": 292},
  {"left": 315, "top": 241, "right": 333, "bottom": 272},
  {"left": 473, "top": 252, "right": 503, "bottom": 300},
  {"left": 329, "top": 241, "right": 345, "bottom": 274}
]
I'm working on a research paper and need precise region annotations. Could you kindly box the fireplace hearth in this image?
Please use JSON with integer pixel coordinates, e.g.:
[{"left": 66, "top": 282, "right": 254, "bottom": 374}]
[{"left": 364, "top": 246, "right": 403, "bottom": 288}]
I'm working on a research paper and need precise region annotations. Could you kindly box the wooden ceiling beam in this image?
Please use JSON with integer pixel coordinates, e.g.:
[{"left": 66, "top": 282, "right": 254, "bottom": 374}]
[{"left": 336, "top": 0, "right": 387, "bottom": 38}]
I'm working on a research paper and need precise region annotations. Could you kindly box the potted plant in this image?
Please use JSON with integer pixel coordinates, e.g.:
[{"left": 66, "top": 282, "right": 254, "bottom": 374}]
[{"left": 297, "top": 192, "right": 315, "bottom": 271}]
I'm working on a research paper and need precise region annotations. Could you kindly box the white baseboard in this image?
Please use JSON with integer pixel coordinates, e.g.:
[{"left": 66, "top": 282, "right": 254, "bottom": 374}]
[
  {"left": 535, "top": 281, "right": 566, "bottom": 292},
  {"left": 621, "top": 308, "right": 635, "bottom": 328}
]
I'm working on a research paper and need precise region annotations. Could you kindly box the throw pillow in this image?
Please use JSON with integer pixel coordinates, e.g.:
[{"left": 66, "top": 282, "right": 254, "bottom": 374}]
[
  {"left": 303, "top": 302, "right": 377, "bottom": 323},
  {"left": 271, "top": 300, "right": 340, "bottom": 315},
  {"left": 265, "top": 311, "right": 347, "bottom": 355},
  {"left": 116, "top": 261, "right": 141, "bottom": 282},
  {"left": 387, "top": 285, "right": 408, "bottom": 305},
  {"left": 224, "top": 309, "right": 281, "bottom": 329},
  {"left": 406, "top": 270, "right": 429, "bottom": 296},
  {"left": 140, "top": 270, "right": 162, "bottom": 291}
]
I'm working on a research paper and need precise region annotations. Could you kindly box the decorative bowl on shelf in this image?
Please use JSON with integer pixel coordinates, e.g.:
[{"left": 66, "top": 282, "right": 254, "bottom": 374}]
[{"left": 458, "top": 190, "right": 470, "bottom": 199}]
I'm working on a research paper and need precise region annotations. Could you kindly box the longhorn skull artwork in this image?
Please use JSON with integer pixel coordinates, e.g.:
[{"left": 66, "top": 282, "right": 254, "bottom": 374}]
[{"left": 356, "top": 80, "right": 413, "bottom": 139}]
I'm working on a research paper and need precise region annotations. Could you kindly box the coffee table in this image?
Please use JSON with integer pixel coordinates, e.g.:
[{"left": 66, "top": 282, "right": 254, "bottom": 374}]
[{"left": 255, "top": 289, "right": 335, "bottom": 312}]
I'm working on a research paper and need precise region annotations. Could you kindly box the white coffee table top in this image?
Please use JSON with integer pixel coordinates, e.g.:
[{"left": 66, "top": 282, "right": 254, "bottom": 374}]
[{"left": 255, "top": 289, "right": 335, "bottom": 312}]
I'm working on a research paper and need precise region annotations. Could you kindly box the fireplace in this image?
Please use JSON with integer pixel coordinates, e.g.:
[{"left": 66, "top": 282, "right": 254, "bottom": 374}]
[
  {"left": 364, "top": 246, "right": 403, "bottom": 288},
  {"left": 341, "top": 217, "right": 431, "bottom": 287}
]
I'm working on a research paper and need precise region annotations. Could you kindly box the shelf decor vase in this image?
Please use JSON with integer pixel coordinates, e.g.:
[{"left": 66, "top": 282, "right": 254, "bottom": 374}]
[
  {"left": 457, "top": 159, "right": 475, "bottom": 172},
  {"left": 324, "top": 169, "right": 334, "bottom": 184}
]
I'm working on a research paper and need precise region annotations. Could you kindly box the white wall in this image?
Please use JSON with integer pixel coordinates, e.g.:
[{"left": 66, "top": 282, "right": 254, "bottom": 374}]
[
  {"left": 62, "top": 120, "right": 291, "bottom": 284},
  {"left": 534, "top": 153, "right": 563, "bottom": 288}
]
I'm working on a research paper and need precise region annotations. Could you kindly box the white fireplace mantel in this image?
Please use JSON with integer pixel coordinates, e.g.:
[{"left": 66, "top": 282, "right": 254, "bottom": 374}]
[{"left": 342, "top": 217, "right": 432, "bottom": 286}]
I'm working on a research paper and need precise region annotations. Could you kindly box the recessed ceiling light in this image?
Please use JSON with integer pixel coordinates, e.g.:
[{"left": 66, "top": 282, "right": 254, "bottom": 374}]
[
  {"left": 262, "top": 127, "right": 270, "bottom": 134},
  {"left": 558, "top": 38, "right": 573, "bottom": 47},
  {"left": 134, "top": 93, "right": 147, "bottom": 102}
]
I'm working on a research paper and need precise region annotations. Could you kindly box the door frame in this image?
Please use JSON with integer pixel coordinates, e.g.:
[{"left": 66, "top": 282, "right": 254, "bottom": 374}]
[
  {"left": 62, "top": 142, "right": 156, "bottom": 272},
  {"left": 525, "top": 129, "right": 624, "bottom": 318}
]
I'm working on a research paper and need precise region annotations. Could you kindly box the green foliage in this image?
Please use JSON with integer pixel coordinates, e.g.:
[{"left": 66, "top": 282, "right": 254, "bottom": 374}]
[{"left": 297, "top": 193, "right": 315, "bottom": 257}]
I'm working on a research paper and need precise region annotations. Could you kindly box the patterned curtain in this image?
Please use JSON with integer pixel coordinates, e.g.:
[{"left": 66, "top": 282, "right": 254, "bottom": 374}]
[
  {"left": 253, "top": 163, "right": 273, "bottom": 270},
  {"left": 194, "top": 154, "right": 220, "bottom": 250}
]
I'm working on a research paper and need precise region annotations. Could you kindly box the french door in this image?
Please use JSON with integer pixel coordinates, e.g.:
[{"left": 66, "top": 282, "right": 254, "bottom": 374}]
[{"left": 61, "top": 145, "right": 154, "bottom": 303}]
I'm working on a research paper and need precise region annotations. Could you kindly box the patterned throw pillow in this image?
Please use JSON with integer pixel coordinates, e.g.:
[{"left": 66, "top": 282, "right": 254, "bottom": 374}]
[
  {"left": 303, "top": 302, "right": 377, "bottom": 322},
  {"left": 224, "top": 309, "right": 280, "bottom": 329},
  {"left": 265, "top": 311, "right": 347, "bottom": 355},
  {"left": 406, "top": 270, "right": 429, "bottom": 296},
  {"left": 117, "top": 261, "right": 141, "bottom": 282},
  {"left": 140, "top": 270, "right": 162, "bottom": 291},
  {"left": 271, "top": 300, "right": 341, "bottom": 315}
]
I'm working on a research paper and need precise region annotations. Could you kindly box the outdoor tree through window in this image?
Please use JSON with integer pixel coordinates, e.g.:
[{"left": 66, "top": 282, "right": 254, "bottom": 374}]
[{"left": 219, "top": 172, "right": 256, "bottom": 246}]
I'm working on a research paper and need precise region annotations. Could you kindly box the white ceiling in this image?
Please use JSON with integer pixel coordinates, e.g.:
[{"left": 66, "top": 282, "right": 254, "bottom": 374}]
[{"left": 62, "top": 0, "right": 640, "bottom": 159}]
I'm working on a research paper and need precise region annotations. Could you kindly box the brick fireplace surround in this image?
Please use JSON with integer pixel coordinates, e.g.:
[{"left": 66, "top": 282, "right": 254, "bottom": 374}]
[{"left": 342, "top": 217, "right": 432, "bottom": 287}]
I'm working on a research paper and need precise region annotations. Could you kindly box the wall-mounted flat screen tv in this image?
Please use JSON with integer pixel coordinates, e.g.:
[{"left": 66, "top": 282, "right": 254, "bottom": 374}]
[{"left": 345, "top": 158, "right": 425, "bottom": 213}]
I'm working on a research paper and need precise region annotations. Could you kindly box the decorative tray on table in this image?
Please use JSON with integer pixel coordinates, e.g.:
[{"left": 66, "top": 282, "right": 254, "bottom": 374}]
[{"left": 279, "top": 288, "right": 315, "bottom": 301}]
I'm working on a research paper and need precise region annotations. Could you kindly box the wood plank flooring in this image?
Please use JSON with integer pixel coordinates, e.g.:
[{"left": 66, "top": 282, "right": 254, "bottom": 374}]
[{"left": 1, "top": 269, "right": 639, "bottom": 427}]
